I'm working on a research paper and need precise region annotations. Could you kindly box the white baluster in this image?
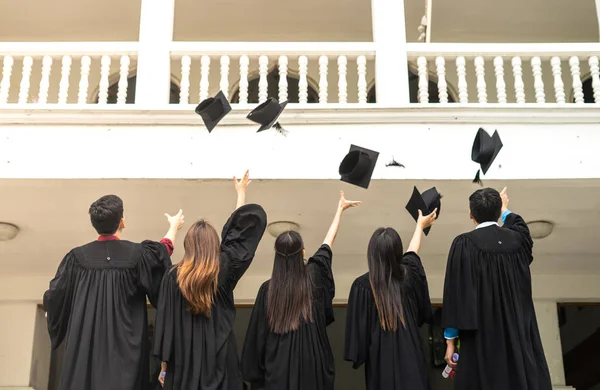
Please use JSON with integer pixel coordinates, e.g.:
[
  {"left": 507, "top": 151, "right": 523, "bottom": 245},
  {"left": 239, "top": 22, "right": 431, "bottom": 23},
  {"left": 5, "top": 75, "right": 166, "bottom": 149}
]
[
  {"left": 98, "top": 56, "right": 111, "bottom": 104},
  {"left": 493, "top": 57, "right": 507, "bottom": 104},
  {"left": 19, "top": 56, "right": 33, "bottom": 104},
  {"left": 435, "top": 57, "right": 448, "bottom": 104},
  {"left": 569, "top": 56, "right": 584, "bottom": 104},
  {"left": 512, "top": 57, "right": 526, "bottom": 103},
  {"left": 199, "top": 55, "right": 210, "bottom": 102},
  {"left": 357, "top": 55, "right": 367, "bottom": 104},
  {"left": 531, "top": 57, "right": 545, "bottom": 103},
  {"left": 417, "top": 57, "right": 428, "bottom": 103},
  {"left": 179, "top": 56, "right": 191, "bottom": 105},
  {"left": 298, "top": 56, "right": 308, "bottom": 104},
  {"left": 550, "top": 57, "right": 565, "bottom": 104},
  {"left": 220, "top": 56, "right": 230, "bottom": 95},
  {"left": 117, "top": 56, "right": 130, "bottom": 104},
  {"left": 38, "top": 56, "right": 53, "bottom": 104},
  {"left": 456, "top": 56, "right": 468, "bottom": 103},
  {"left": 78, "top": 56, "right": 91, "bottom": 104},
  {"left": 474, "top": 57, "right": 487, "bottom": 103},
  {"left": 0, "top": 56, "right": 14, "bottom": 104},
  {"left": 57, "top": 56, "right": 72, "bottom": 104},
  {"left": 258, "top": 55, "right": 268, "bottom": 103},
  {"left": 318, "top": 56, "right": 328, "bottom": 104},
  {"left": 278, "top": 56, "right": 288, "bottom": 102},
  {"left": 239, "top": 55, "right": 249, "bottom": 104},
  {"left": 337, "top": 56, "right": 348, "bottom": 104},
  {"left": 589, "top": 56, "right": 600, "bottom": 104}
]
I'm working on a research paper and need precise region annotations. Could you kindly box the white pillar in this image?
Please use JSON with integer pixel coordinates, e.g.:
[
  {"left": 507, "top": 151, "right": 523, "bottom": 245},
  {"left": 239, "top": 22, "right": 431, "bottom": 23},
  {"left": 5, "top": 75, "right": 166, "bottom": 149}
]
[
  {"left": 534, "top": 300, "right": 574, "bottom": 390},
  {"left": 135, "top": 0, "right": 175, "bottom": 106},
  {"left": 0, "top": 302, "right": 38, "bottom": 390},
  {"left": 371, "top": 0, "right": 410, "bottom": 105}
]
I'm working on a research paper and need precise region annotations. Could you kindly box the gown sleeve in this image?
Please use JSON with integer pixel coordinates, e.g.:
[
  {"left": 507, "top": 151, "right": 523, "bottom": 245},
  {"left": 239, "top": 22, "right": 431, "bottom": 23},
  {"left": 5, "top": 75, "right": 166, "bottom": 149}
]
[
  {"left": 220, "top": 204, "right": 267, "bottom": 288},
  {"left": 401, "top": 252, "right": 433, "bottom": 326},
  {"left": 43, "top": 251, "right": 78, "bottom": 350},
  {"left": 138, "top": 240, "right": 173, "bottom": 308},
  {"left": 344, "top": 279, "right": 371, "bottom": 369},
  {"left": 441, "top": 235, "right": 478, "bottom": 331},
  {"left": 152, "top": 269, "right": 178, "bottom": 363},
  {"left": 307, "top": 244, "right": 335, "bottom": 325},
  {"left": 241, "top": 282, "right": 269, "bottom": 387},
  {"left": 503, "top": 212, "right": 534, "bottom": 261}
]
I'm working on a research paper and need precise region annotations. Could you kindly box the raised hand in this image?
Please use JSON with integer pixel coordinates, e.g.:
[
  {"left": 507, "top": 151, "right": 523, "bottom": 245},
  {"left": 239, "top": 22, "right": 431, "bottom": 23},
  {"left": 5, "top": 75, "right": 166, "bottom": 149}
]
[
  {"left": 338, "top": 190, "right": 361, "bottom": 211},
  {"left": 417, "top": 208, "right": 437, "bottom": 230},
  {"left": 500, "top": 187, "right": 509, "bottom": 213},
  {"left": 165, "top": 209, "right": 185, "bottom": 230},
  {"left": 234, "top": 170, "right": 252, "bottom": 193}
]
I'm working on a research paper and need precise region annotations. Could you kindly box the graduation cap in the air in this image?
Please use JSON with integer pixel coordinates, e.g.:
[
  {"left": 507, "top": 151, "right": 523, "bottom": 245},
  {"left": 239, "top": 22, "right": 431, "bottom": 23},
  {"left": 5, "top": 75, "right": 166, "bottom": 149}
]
[
  {"left": 471, "top": 128, "right": 503, "bottom": 185},
  {"left": 405, "top": 186, "right": 442, "bottom": 236},
  {"left": 339, "top": 145, "right": 379, "bottom": 189},
  {"left": 195, "top": 90, "right": 231, "bottom": 133},
  {"left": 247, "top": 98, "right": 289, "bottom": 135}
]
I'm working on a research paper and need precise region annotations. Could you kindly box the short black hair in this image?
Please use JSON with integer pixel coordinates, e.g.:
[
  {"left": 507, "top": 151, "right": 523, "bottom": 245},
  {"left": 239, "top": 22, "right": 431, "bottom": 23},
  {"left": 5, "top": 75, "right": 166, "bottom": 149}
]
[
  {"left": 89, "top": 195, "right": 124, "bottom": 235},
  {"left": 469, "top": 188, "right": 502, "bottom": 224}
]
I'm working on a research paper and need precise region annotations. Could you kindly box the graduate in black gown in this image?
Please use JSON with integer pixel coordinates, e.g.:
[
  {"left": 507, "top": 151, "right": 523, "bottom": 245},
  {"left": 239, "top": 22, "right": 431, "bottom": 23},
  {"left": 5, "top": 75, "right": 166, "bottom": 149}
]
[
  {"left": 241, "top": 190, "right": 361, "bottom": 390},
  {"left": 441, "top": 187, "right": 552, "bottom": 390},
  {"left": 153, "top": 170, "right": 267, "bottom": 390},
  {"left": 344, "top": 208, "right": 437, "bottom": 390},
  {"left": 43, "top": 195, "right": 185, "bottom": 390}
]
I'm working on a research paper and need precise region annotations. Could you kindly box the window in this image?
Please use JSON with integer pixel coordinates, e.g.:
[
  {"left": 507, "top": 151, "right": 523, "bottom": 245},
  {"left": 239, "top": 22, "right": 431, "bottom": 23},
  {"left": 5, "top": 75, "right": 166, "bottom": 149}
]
[
  {"left": 96, "top": 75, "right": 181, "bottom": 104},
  {"left": 230, "top": 68, "right": 319, "bottom": 104},
  {"left": 575, "top": 77, "right": 596, "bottom": 104},
  {"left": 367, "top": 71, "right": 456, "bottom": 103}
]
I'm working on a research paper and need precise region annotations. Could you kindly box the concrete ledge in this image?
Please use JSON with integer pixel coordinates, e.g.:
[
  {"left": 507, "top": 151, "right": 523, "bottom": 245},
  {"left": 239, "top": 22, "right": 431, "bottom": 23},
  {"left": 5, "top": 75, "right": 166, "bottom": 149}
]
[{"left": 0, "top": 104, "right": 598, "bottom": 125}]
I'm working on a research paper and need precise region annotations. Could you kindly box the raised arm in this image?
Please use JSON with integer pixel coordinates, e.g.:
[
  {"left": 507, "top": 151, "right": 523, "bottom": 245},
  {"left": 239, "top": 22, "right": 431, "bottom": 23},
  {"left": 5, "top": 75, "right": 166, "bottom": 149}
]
[
  {"left": 499, "top": 187, "right": 533, "bottom": 256},
  {"left": 163, "top": 209, "right": 185, "bottom": 243},
  {"left": 406, "top": 208, "right": 437, "bottom": 254},
  {"left": 323, "top": 190, "right": 361, "bottom": 247},
  {"left": 234, "top": 170, "right": 252, "bottom": 210}
]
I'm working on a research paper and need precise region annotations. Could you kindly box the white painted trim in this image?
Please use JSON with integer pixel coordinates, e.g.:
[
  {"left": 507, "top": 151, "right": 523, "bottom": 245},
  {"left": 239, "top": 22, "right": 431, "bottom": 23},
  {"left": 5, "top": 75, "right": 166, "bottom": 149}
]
[
  {"left": 170, "top": 42, "right": 376, "bottom": 59},
  {"left": 0, "top": 42, "right": 139, "bottom": 57},
  {"left": 0, "top": 105, "right": 598, "bottom": 125},
  {"left": 406, "top": 42, "right": 600, "bottom": 58}
]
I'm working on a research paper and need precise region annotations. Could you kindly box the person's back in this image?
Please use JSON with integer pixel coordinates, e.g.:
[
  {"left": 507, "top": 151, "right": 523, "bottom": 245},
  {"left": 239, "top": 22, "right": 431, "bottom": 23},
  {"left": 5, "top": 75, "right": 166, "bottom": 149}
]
[
  {"left": 344, "top": 209, "right": 436, "bottom": 390},
  {"left": 44, "top": 195, "right": 184, "bottom": 390},
  {"left": 442, "top": 187, "right": 552, "bottom": 390},
  {"left": 241, "top": 190, "right": 360, "bottom": 390},
  {"left": 154, "top": 171, "right": 268, "bottom": 390}
]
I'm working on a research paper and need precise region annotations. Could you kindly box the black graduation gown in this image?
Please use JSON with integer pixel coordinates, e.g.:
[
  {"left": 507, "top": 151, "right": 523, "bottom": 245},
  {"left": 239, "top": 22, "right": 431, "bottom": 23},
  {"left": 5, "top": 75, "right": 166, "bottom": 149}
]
[
  {"left": 153, "top": 204, "right": 267, "bottom": 390},
  {"left": 241, "top": 244, "right": 336, "bottom": 390},
  {"left": 441, "top": 213, "right": 552, "bottom": 390},
  {"left": 43, "top": 239, "right": 172, "bottom": 390},
  {"left": 344, "top": 252, "right": 433, "bottom": 390}
]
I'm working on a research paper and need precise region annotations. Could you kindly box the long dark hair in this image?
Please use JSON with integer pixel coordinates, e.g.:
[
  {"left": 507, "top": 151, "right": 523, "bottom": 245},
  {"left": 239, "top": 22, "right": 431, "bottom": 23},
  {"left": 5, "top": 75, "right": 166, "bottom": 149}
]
[
  {"left": 266, "top": 231, "right": 313, "bottom": 334},
  {"left": 368, "top": 227, "right": 406, "bottom": 331},
  {"left": 177, "top": 220, "right": 220, "bottom": 317}
]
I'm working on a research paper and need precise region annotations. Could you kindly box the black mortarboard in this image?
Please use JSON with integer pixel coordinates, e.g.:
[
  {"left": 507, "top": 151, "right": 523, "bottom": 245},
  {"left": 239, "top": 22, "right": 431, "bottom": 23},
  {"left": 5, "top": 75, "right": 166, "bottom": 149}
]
[
  {"left": 195, "top": 90, "right": 231, "bottom": 133},
  {"left": 471, "top": 128, "right": 503, "bottom": 185},
  {"left": 405, "top": 186, "right": 442, "bottom": 236},
  {"left": 338, "top": 145, "right": 379, "bottom": 189},
  {"left": 247, "top": 98, "right": 288, "bottom": 133}
]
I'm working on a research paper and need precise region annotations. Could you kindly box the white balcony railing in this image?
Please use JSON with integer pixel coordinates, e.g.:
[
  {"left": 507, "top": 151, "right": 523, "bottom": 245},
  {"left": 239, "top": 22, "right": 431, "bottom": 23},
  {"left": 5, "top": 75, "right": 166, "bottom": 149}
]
[
  {"left": 170, "top": 42, "right": 376, "bottom": 105},
  {"left": 0, "top": 42, "right": 139, "bottom": 105},
  {"left": 0, "top": 41, "right": 599, "bottom": 108},
  {"left": 406, "top": 43, "right": 600, "bottom": 105}
]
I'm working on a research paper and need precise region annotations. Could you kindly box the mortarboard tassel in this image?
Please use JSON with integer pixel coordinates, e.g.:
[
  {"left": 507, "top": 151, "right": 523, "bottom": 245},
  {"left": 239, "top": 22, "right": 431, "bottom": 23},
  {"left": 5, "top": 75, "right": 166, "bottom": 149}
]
[
  {"left": 273, "top": 122, "right": 289, "bottom": 137},
  {"left": 472, "top": 170, "right": 483, "bottom": 186},
  {"left": 385, "top": 158, "right": 405, "bottom": 168}
]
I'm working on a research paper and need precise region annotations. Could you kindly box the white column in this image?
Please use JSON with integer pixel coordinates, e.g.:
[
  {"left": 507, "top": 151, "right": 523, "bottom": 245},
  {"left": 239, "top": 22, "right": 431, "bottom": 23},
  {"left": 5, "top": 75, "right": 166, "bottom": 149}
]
[
  {"left": 0, "top": 302, "right": 38, "bottom": 390},
  {"left": 135, "top": 0, "right": 175, "bottom": 106},
  {"left": 534, "top": 300, "right": 574, "bottom": 390},
  {"left": 371, "top": 0, "right": 410, "bottom": 105}
]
